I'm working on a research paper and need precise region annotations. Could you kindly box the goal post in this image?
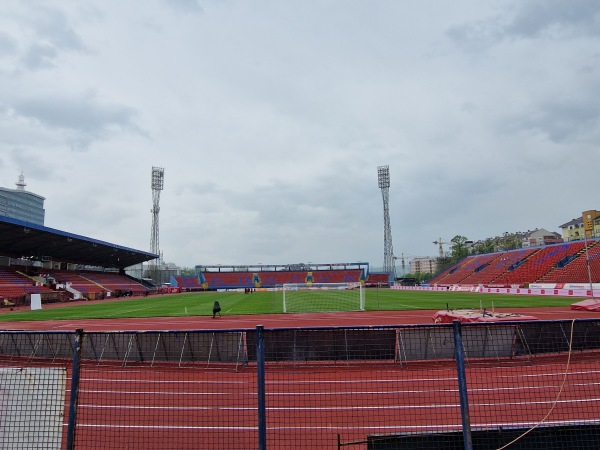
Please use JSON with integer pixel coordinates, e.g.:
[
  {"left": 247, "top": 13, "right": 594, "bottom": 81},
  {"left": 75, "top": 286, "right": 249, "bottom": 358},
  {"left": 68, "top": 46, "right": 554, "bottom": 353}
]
[{"left": 282, "top": 282, "right": 365, "bottom": 313}]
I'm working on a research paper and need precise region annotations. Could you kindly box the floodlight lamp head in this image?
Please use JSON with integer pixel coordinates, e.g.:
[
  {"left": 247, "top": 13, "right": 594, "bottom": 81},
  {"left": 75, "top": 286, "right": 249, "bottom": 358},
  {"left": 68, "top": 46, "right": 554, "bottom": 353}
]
[
  {"left": 151, "top": 166, "right": 165, "bottom": 190},
  {"left": 377, "top": 165, "right": 390, "bottom": 188}
]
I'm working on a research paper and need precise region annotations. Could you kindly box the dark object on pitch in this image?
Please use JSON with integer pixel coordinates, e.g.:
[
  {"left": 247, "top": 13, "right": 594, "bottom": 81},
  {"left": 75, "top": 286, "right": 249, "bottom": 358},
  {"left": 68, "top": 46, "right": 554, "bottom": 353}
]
[{"left": 212, "top": 301, "right": 221, "bottom": 318}]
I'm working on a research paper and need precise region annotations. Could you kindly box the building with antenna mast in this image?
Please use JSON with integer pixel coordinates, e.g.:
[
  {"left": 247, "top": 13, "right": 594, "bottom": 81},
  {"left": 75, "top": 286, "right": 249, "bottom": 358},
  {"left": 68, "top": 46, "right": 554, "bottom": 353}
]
[
  {"left": 0, "top": 173, "right": 45, "bottom": 225},
  {"left": 377, "top": 165, "right": 396, "bottom": 280}
]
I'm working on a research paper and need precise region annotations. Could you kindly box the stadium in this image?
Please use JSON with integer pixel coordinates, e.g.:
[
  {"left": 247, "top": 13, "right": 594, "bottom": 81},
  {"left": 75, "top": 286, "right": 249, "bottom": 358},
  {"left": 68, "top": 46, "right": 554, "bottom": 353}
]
[{"left": 2, "top": 175, "right": 600, "bottom": 450}]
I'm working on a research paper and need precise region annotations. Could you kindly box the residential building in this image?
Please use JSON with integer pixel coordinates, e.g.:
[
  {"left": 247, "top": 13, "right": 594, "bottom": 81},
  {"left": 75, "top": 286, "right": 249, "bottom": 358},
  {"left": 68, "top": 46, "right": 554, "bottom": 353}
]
[
  {"left": 560, "top": 210, "right": 600, "bottom": 241},
  {"left": 582, "top": 210, "right": 600, "bottom": 239},
  {"left": 409, "top": 257, "right": 437, "bottom": 274},
  {"left": 521, "top": 228, "right": 563, "bottom": 247}
]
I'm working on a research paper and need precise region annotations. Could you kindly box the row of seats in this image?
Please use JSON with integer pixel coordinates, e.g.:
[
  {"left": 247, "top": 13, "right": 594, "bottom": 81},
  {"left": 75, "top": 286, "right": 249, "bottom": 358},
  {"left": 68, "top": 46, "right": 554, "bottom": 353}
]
[
  {"left": 0, "top": 267, "right": 148, "bottom": 300},
  {"left": 436, "top": 253, "right": 501, "bottom": 285},
  {"left": 0, "top": 267, "right": 54, "bottom": 299},
  {"left": 172, "top": 275, "right": 204, "bottom": 289},
  {"left": 365, "top": 273, "right": 392, "bottom": 285},
  {"left": 465, "top": 248, "right": 539, "bottom": 285},
  {"left": 431, "top": 240, "right": 600, "bottom": 287},
  {"left": 538, "top": 243, "right": 600, "bottom": 283},
  {"left": 82, "top": 272, "right": 148, "bottom": 293},
  {"left": 50, "top": 271, "right": 106, "bottom": 294},
  {"left": 494, "top": 242, "right": 586, "bottom": 286},
  {"left": 200, "top": 269, "right": 364, "bottom": 289}
]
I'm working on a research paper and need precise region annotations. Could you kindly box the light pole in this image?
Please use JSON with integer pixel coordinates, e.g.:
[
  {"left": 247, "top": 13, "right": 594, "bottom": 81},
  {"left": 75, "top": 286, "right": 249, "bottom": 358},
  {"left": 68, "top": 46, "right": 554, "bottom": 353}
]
[
  {"left": 583, "top": 231, "right": 595, "bottom": 299},
  {"left": 150, "top": 166, "right": 164, "bottom": 284},
  {"left": 377, "top": 165, "right": 396, "bottom": 280}
]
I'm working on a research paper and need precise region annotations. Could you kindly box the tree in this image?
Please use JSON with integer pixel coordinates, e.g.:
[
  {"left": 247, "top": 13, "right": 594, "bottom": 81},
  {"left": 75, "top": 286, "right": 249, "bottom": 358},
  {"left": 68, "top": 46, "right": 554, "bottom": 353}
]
[
  {"left": 434, "top": 255, "right": 455, "bottom": 276},
  {"left": 431, "top": 236, "right": 471, "bottom": 277},
  {"left": 179, "top": 267, "right": 196, "bottom": 276},
  {"left": 450, "top": 235, "right": 471, "bottom": 261},
  {"left": 472, "top": 238, "right": 496, "bottom": 254},
  {"left": 500, "top": 232, "right": 522, "bottom": 251},
  {"left": 401, "top": 272, "right": 433, "bottom": 284}
]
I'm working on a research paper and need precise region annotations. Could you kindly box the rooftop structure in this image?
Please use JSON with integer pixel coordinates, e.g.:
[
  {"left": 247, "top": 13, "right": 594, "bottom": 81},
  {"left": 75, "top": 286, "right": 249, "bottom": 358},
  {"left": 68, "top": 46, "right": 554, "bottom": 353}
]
[{"left": 0, "top": 173, "right": 45, "bottom": 225}]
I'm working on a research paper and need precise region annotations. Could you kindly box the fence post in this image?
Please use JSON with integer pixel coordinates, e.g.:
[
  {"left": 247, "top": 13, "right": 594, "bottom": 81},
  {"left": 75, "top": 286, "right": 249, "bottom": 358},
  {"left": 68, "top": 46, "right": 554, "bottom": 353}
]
[
  {"left": 256, "top": 325, "right": 267, "bottom": 450},
  {"left": 453, "top": 321, "right": 473, "bottom": 450},
  {"left": 66, "top": 328, "right": 83, "bottom": 450}
]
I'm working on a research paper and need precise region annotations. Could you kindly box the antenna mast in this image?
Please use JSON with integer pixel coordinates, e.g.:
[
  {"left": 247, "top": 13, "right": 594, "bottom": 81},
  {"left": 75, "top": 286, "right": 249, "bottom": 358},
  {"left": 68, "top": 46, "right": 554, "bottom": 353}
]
[
  {"left": 377, "top": 165, "right": 396, "bottom": 279},
  {"left": 15, "top": 172, "right": 26, "bottom": 190}
]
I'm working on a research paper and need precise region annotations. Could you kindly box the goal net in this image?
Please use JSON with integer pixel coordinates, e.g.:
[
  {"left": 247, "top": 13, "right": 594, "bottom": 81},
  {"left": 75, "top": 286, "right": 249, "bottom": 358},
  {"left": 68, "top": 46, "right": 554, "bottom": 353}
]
[{"left": 282, "top": 282, "right": 365, "bottom": 313}]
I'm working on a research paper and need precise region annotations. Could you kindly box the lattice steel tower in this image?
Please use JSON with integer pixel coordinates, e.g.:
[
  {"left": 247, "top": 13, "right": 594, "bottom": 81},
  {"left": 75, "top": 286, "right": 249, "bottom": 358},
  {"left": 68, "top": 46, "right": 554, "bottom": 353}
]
[
  {"left": 150, "top": 166, "right": 164, "bottom": 259},
  {"left": 377, "top": 165, "right": 396, "bottom": 278}
]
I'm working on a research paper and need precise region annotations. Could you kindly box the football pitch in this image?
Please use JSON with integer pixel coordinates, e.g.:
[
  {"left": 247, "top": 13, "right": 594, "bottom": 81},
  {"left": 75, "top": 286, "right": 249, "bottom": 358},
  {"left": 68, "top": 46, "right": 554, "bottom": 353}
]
[{"left": 0, "top": 289, "right": 578, "bottom": 322}]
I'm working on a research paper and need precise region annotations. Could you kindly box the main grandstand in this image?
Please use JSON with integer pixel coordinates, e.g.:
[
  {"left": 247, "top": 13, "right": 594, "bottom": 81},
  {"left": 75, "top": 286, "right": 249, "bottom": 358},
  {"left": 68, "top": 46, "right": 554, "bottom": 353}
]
[{"left": 0, "top": 216, "right": 158, "bottom": 307}]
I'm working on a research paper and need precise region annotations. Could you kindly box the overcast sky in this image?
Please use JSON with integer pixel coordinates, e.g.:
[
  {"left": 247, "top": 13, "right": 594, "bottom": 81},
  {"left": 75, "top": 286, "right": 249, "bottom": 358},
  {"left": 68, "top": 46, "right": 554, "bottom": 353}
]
[{"left": 1, "top": 1, "right": 599, "bottom": 270}]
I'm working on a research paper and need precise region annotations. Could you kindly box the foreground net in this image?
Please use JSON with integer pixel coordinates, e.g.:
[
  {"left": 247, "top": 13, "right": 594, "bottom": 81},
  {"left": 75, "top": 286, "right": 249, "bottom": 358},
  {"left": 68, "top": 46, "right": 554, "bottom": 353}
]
[
  {"left": 0, "top": 321, "right": 599, "bottom": 449},
  {"left": 0, "top": 367, "right": 66, "bottom": 449}
]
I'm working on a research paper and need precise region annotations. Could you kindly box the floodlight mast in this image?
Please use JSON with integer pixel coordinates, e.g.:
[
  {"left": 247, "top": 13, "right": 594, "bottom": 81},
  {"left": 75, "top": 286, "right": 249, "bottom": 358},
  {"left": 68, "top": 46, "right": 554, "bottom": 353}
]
[
  {"left": 150, "top": 167, "right": 164, "bottom": 268},
  {"left": 377, "top": 165, "right": 396, "bottom": 280}
]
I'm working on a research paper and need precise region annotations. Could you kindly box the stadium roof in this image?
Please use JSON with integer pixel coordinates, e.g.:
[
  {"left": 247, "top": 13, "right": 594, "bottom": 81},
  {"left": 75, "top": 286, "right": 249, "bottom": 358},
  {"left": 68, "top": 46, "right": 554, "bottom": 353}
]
[{"left": 0, "top": 216, "right": 158, "bottom": 269}]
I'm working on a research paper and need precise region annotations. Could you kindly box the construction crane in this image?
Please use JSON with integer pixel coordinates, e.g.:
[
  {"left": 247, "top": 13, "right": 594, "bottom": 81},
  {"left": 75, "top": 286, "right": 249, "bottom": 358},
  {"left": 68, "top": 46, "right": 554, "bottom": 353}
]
[
  {"left": 433, "top": 238, "right": 450, "bottom": 258},
  {"left": 393, "top": 253, "right": 406, "bottom": 277}
]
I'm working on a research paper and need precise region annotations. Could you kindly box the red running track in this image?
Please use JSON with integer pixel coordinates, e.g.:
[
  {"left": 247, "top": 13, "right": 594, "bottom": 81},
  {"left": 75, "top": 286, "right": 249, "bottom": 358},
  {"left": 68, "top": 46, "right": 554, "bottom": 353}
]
[
  {"left": 69, "top": 354, "right": 600, "bottom": 449},
  {"left": 1, "top": 305, "right": 599, "bottom": 332},
  {"left": 2, "top": 303, "right": 599, "bottom": 449}
]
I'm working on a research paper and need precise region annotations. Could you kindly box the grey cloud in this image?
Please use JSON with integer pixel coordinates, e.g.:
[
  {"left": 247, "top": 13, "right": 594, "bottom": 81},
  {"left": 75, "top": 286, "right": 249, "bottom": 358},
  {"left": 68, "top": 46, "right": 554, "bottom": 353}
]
[
  {"left": 446, "top": 19, "right": 503, "bottom": 50},
  {"left": 4, "top": 4, "right": 87, "bottom": 71},
  {"left": 505, "top": 0, "right": 600, "bottom": 38},
  {"left": 0, "top": 31, "right": 17, "bottom": 54},
  {"left": 504, "top": 96, "right": 600, "bottom": 143},
  {"left": 11, "top": 91, "right": 141, "bottom": 149},
  {"left": 29, "top": 5, "right": 86, "bottom": 52},
  {"left": 8, "top": 148, "right": 57, "bottom": 182},
  {"left": 230, "top": 170, "right": 378, "bottom": 236},
  {"left": 21, "top": 43, "right": 59, "bottom": 70},
  {"left": 164, "top": 0, "right": 203, "bottom": 14},
  {"left": 448, "top": 0, "right": 600, "bottom": 48}
]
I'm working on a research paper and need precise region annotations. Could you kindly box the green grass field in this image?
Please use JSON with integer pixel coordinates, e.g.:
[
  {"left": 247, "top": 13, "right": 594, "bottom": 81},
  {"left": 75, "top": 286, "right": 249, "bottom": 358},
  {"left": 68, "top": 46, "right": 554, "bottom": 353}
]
[{"left": 0, "top": 289, "right": 579, "bottom": 322}]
